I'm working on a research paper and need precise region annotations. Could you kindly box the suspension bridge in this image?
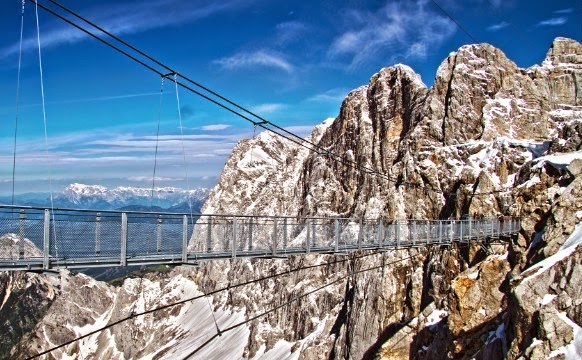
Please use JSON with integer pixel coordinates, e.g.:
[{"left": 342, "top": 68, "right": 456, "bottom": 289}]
[
  {"left": 0, "top": 205, "right": 520, "bottom": 271},
  {"left": 1, "top": 2, "right": 521, "bottom": 273}
]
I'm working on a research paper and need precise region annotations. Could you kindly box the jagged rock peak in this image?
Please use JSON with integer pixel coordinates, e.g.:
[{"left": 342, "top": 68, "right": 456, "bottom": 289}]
[
  {"left": 372, "top": 64, "right": 427, "bottom": 88},
  {"left": 543, "top": 37, "right": 582, "bottom": 67}
]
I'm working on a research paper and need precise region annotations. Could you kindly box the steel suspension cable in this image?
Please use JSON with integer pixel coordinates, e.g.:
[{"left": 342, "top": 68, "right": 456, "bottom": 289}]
[
  {"left": 171, "top": 72, "right": 222, "bottom": 333},
  {"left": 34, "top": 0, "right": 60, "bottom": 265},
  {"left": 11, "top": 0, "right": 26, "bottom": 208},
  {"left": 26, "top": 249, "right": 401, "bottom": 358},
  {"left": 180, "top": 251, "right": 426, "bottom": 359},
  {"left": 36, "top": 0, "right": 435, "bottom": 188},
  {"left": 43, "top": 0, "right": 286, "bottom": 128},
  {"left": 172, "top": 74, "right": 194, "bottom": 217},
  {"left": 28, "top": 0, "right": 412, "bottom": 189},
  {"left": 150, "top": 76, "right": 166, "bottom": 207},
  {"left": 430, "top": 0, "right": 479, "bottom": 43},
  {"left": 28, "top": 0, "right": 516, "bottom": 199}
]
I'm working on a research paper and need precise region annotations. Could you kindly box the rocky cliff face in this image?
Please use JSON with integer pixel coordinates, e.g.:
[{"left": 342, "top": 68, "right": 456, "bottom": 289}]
[
  {"left": 2, "top": 37, "right": 581, "bottom": 359},
  {"left": 188, "top": 36, "right": 582, "bottom": 359}
]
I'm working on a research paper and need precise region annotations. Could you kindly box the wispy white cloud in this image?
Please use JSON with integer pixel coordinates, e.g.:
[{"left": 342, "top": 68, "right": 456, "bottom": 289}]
[
  {"left": 554, "top": 8, "right": 573, "bottom": 14},
  {"left": 127, "top": 176, "right": 180, "bottom": 182},
  {"left": 307, "top": 88, "right": 350, "bottom": 103},
  {"left": 275, "top": 21, "right": 308, "bottom": 45},
  {"left": 200, "top": 124, "right": 231, "bottom": 131},
  {"left": 251, "top": 103, "right": 286, "bottom": 114},
  {"left": 283, "top": 125, "right": 315, "bottom": 138},
  {"left": 1, "top": 0, "right": 252, "bottom": 58},
  {"left": 0, "top": 125, "right": 254, "bottom": 178},
  {"left": 214, "top": 50, "right": 294, "bottom": 72},
  {"left": 537, "top": 17, "right": 568, "bottom": 27},
  {"left": 487, "top": 21, "right": 510, "bottom": 32},
  {"left": 328, "top": 0, "right": 455, "bottom": 69}
]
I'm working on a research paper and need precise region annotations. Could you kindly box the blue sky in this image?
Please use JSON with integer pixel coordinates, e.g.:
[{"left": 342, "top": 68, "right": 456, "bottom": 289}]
[{"left": 0, "top": 0, "right": 580, "bottom": 195}]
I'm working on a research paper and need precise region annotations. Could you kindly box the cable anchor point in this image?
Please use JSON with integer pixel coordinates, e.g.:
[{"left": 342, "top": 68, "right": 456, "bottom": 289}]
[{"left": 161, "top": 72, "right": 177, "bottom": 80}]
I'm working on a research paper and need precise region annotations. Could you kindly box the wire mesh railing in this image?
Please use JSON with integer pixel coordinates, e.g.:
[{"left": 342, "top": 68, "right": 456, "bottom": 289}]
[{"left": 0, "top": 205, "right": 520, "bottom": 271}]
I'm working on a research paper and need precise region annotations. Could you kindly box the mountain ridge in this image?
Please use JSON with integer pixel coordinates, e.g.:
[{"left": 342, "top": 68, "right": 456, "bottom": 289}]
[{"left": 1, "top": 183, "right": 210, "bottom": 213}]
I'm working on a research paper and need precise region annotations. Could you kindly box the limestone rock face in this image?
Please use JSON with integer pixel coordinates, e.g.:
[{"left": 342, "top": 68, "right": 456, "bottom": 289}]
[
  {"left": 448, "top": 254, "right": 510, "bottom": 336},
  {"left": 190, "top": 37, "right": 582, "bottom": 359},
  {"left": 0, "top": 233, "right": 44, "bottom": 258},
  {"left": 506, "top": 175, "right": 582, "bottom": 359},
  {"left": 0, "top": 272, "right": 57, "bottom": 356},
  {"left": 509, "top": 246, "right": 582, "bottom": 359}
]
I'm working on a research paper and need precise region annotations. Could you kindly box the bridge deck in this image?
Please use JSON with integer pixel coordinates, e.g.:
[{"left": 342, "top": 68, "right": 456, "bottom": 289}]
[{"left": 0, "top": 206, "right": 520, "bottom": 271}]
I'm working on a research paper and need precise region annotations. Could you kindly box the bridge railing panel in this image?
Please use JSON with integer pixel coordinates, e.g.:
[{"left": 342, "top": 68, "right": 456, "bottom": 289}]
[
  {"left": 362, "top": 219, "right": 378, "bottom": 247},
  {"left": 313, "top": 219, "right": 335, "bottom": 250},
  {"left": 386, "top": 221, "right": 397, "bottom": 246},
  {"left": 52, "top": 215, "right": 97, "bottom": 259},
  {"left": 0, "top": 209, "right": 44, "bottom": 260},
  {"left": 94, "top": 215, "right": 122, "bottom": 258},
  {"left": 339, "top": 220, "right": 360, "bottom": 248},
  {"left": 47, "top": 211, "right": 123, "bottom": 262},
  {"left": 0, "top": 205, "right": 523, "bottom": 270},
  {"left": 125, "top": 214, "right": 184, "bottom": 258}
]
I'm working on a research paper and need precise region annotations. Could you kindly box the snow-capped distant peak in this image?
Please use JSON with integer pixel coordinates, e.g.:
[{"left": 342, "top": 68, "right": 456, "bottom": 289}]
[{"left": 58, "top": 183, "right": 210, "bottom": 210}]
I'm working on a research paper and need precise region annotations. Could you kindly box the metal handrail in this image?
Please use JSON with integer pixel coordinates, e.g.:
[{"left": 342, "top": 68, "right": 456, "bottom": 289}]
[{"left": 0, "top": 205, "right": 521, "bottom": 271}]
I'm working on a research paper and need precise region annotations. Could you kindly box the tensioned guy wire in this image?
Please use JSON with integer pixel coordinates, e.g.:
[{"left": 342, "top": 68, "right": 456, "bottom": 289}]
[
  {"left": 26, "top": 0, "right": 516, "bottom": 204},
  {"left": 27, "top": 249, "right": 428, "bottom": 359},
  {"left": 430, "top": 0, "right": 479, "bottom": 44},
  {"left": 150, "top": 76, "right": 166, "bottom": 207},
  {"left": 34, "top": 0, "right": 62, "bottom": 266},
  {"left": 11, "top": 0, "right": 26, "bottom": 208},
  {"left": 26, "top": 0, "right": 436, "bottom": 191}
]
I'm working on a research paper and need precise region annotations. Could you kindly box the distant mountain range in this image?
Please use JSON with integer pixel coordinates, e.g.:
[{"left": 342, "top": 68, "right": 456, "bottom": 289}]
[{"left": 1, "top": 183, "right": 210, "bottom": 213}]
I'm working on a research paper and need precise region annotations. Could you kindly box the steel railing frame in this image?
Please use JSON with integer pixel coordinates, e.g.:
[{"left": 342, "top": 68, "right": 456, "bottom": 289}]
[{"left": 0, "top": 205, "right": 521, "bottom": 271}]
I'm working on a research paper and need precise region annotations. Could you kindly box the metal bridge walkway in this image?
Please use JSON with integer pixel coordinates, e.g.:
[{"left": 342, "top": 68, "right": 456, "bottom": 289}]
[{"left": 0, "top": 205, "right": 520, "bottom": 271}]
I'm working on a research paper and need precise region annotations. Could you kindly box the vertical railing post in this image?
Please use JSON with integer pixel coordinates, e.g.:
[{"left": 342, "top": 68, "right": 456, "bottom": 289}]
[
  {"left": 43, "top": 209, "right": 50, "bottom": 269},
  {"left": 396, "top": 221, "right": 400, "bottom": 248},
  {"left": 449, "top": 221, "right": 454, "bottom": 243},
  {"left": 95, "top": 212, "right": 101, "bottom": 256},
  {"left": 182, "top": 215, "right": 188, "bottom": 263},
  {"left": 272, "top": 218, "right": 278, "bottom": 257},
  {"left": 468, "top": 217, "right": 472, "bottom": 242},
  {"left": 19, "top": 210, "right": 25, "bottom": 260},
  {"left": 358, "top": 218, "right": 363, "bottom": 250},
  {"left": 334, "top": 219, "right": 340, "bottom": 252},
  {"left": 379, "top": 220, "right": 384, "bottom": 249},
  {"left": 428, "top": 223, "right": 432, "bottom": 244},
  {"left": 156, "top": 215, "right": 163, "bottom": 253},
  {"left": 232, "top": 216, "right": 237, "bottom": 259},
  {"left": 459, "top": 219, "right": 463, "bottom": 242},
  {"left": 283, "top": 218, "right": 287, "bottom": 252},
  {"left": 207, "top": 217, "right": 213, "bottom": 253},
  {"left": 312, "top": 220, "right": 317, "bottom": 249},
  {"left": 306, "top": 219, "right": 311, "bottom": 253},
  {"left": 491, "top": 218, "right": 494, "bottom": 238},
  {"left": 121, "top": 213, "right": 127, "bottom": 266},
  {"left": 439, "top": 221, "right": 443, "bottom": 244},
  {"left": 412, "top": 221, "right": 417, "bottom": 246},
  {"left": 248, "top": 218, "right": 253, "bottom": 251}
]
